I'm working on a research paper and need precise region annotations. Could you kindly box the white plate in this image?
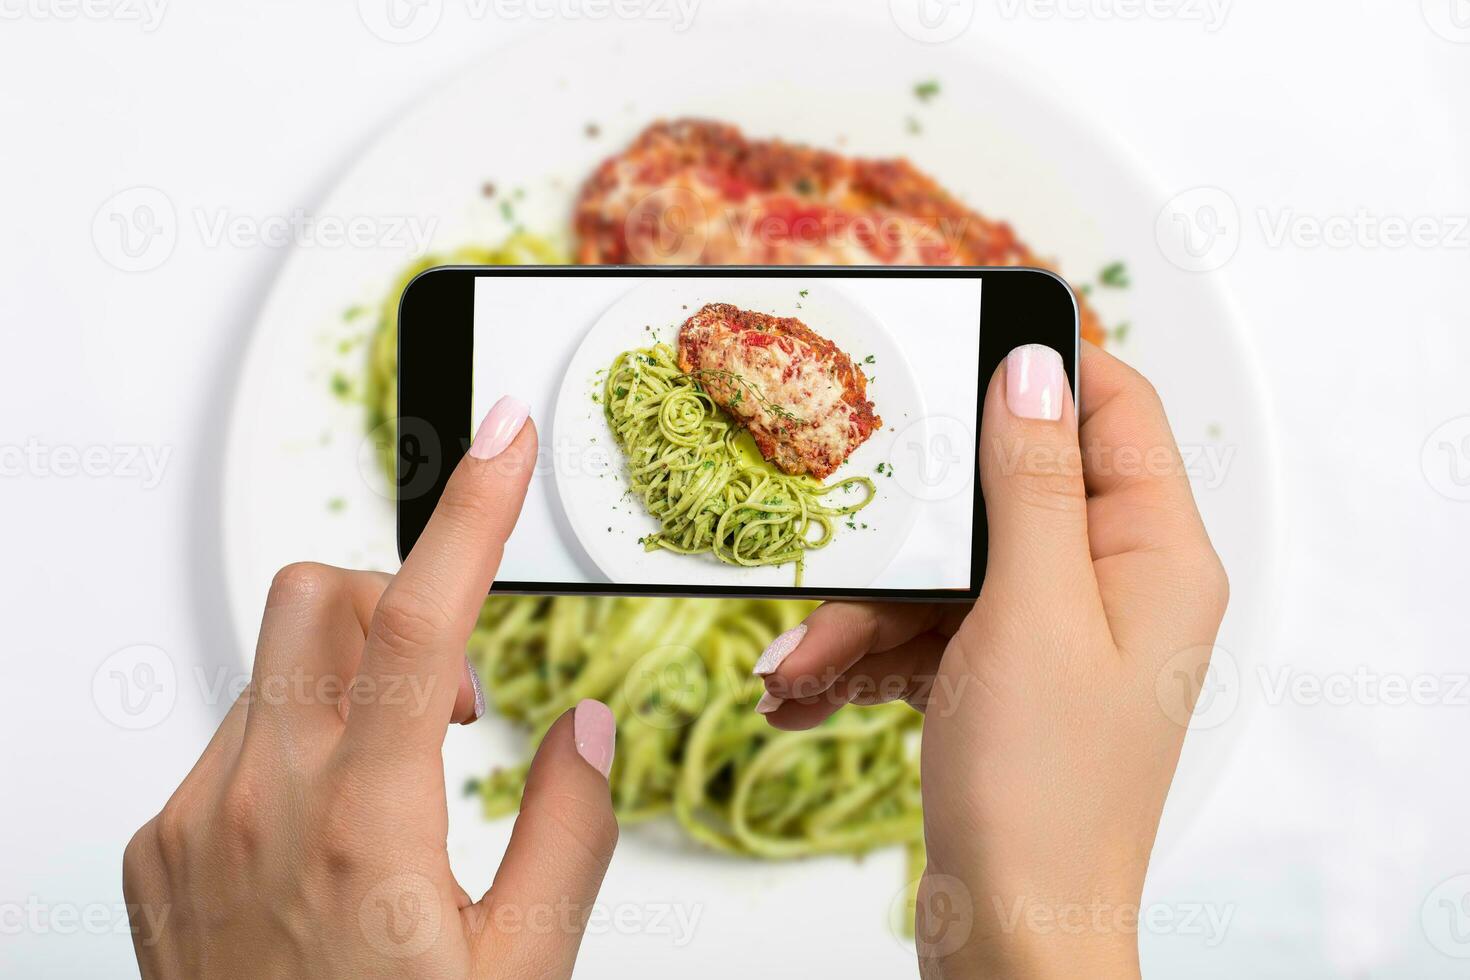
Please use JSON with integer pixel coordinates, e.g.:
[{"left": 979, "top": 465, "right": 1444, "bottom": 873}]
[
  {"left": 221, "top": 16, "right": 1280, "bottom": 977},
  {"left": 552, "top": 278, "right": 924, "bottom": 590}
]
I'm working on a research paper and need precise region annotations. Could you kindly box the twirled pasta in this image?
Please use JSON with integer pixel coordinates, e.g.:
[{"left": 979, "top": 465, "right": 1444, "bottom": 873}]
[{"left": 466, "top": 596, "right": 924, "bottom": 870}]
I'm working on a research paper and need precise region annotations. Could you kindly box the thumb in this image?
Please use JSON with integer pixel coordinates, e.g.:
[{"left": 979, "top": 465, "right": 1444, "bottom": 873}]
[
  {"left": 978, "top": 344, "right": 1096, "bottom": 600},
  {"left": 469, "top": 700, "right": 619, "bottom": 978}
]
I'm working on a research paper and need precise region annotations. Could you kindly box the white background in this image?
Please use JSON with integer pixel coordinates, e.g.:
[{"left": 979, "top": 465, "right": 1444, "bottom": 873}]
[
  {"left": 2, "top": 1, "right": 1468, "bottom": 977},
  {"left": 472, "top": 274, "right": 979, "bottom": 588}
]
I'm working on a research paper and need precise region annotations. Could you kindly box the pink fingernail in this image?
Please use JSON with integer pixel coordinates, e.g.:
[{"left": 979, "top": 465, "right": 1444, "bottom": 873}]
[
  {"left": 753, "top": 624, "right": 807, "bottom": 676},
  {"left": 1005, "top": 345, "right": 1064, "bottom": 421},
  {"left": 469, "top": 396, "right": 531, "bottom": 460},
  {"left": 573, "top": 699, "right": 616, "bottom": 780},
  {"left": 755, "top": 692, "right": 784, "bottom": 715},
  {"left": 461, "top": 657, "right": 486, "bottom": 725}
]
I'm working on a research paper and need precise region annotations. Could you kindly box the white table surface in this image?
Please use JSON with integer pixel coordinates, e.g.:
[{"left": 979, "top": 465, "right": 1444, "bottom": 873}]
[{"left": 3, "top": 1, "right": 1468, "bottom": 976}]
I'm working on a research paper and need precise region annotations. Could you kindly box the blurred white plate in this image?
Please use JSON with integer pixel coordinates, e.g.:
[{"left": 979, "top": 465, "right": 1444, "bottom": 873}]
[
  {"left": 553, "top": 278, "right": 923, "bottom": 590},
  {"left": 221, "top": 16, "right": 1280, "bottom": 977}
]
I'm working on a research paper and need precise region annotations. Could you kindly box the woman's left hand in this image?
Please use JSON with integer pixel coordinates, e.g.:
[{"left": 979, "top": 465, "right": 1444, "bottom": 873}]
[{"left": 123, "top": 399, "right": 621, "bottom": 979}]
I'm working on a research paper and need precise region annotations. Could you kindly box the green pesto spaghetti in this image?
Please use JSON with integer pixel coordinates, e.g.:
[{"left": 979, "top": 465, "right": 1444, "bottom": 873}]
[
  {"left": 603, "top": 343, "right": 876, "bottom": 586},
  {"left": 466, "top": 595, "right": 924, "bottom": 866}
]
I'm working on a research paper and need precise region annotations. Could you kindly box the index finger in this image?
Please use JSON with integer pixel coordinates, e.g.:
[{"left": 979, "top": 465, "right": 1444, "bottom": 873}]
[{"left": 346, "top": 397, "right": 536, "bottom": 757}]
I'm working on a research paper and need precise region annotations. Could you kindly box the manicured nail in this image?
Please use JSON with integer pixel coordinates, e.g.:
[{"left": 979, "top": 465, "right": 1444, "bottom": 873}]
[
  {"left": 1005, "top": 345, "right": 1064, "bottom": 421},
  {"left": 755, "top": 691, "right": 784, "bottom": 715},
  {"left": 754, "top": 624, "right": 807, "bottom": 676},
  {"left": 573, "top": 699, "right": 616, "bottom": 779},
  {"left": 469, "top": 396, "right": 530, "bottom": 460},
  {"left": 461, "top": 657, "right": 486, "bottom": 725}
]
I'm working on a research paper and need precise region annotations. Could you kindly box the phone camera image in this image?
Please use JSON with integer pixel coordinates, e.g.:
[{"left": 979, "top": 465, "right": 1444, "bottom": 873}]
[{"left": 471, "top": 273, "right": 982, "bottom": 597}]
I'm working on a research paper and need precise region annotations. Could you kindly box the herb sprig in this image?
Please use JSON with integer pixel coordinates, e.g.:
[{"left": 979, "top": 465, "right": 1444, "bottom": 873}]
[{"left": 684, "top": 368, "right": 806, "bottom": 425}]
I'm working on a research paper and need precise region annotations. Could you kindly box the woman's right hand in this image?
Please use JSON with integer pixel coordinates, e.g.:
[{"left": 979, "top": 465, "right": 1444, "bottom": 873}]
[{"left": 754, "top": 341, "right": 1229, "bottom": 978}]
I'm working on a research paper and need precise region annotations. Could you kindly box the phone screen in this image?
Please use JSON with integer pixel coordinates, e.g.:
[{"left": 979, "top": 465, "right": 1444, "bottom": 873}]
[{"left": 471, "top": 273, "right": 981, "bottom": 595}]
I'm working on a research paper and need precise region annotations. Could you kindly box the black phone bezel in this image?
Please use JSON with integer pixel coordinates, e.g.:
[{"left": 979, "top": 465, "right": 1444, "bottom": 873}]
[{"left": 396, "top": 265, "right": 1078, "bottom": 601}]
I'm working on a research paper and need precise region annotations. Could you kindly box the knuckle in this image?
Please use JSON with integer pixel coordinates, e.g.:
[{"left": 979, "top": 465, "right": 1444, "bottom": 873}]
[
  {"left": 152, "top": 800, "right": 193, "bottom": 864},
  {"left": 266, "top": 562, "right": 336, "bottom": 609},
  {"left": 215, "top": 777, "right": 264, "bottom": 854},
  {"left": 369, "top": 588, "right": 447, "bottom": 659},
  {"left": 1006, "top": 465, "right": 1087, "bottom": 514},
  {"left": 528, "top": 792, "right": 619, "bottom": 866}
]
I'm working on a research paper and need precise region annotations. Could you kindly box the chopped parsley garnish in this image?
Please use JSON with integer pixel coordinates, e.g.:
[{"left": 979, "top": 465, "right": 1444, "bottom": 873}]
[
  {"left": 327, "top": 497, "right": 345, "bottom": 513},
  {"left": 1099, "top": 261, "right": 1130, "bottom": 289},
  {"left": 499, "top": 200, "right": 515, "bottom": 223},
  {"left": 1111, "top": 322, "right": 1131, "bottom": 343},
  {"left": 905, "top": 116, "right": 922, "bottom": 136},
  {"left": 799, "top": 289, "right": 809, "bottom": 298},
  {"left": 915, "top": 80, "right": 941, "bottom": 102},
  {"left": 863, "top": 354, "right": 876, "bottom": 364}
]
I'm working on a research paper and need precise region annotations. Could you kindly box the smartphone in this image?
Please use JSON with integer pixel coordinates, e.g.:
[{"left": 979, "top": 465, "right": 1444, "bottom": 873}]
[{"left": 397, "top": 266, "right": 1078, "bottom": 601}]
